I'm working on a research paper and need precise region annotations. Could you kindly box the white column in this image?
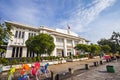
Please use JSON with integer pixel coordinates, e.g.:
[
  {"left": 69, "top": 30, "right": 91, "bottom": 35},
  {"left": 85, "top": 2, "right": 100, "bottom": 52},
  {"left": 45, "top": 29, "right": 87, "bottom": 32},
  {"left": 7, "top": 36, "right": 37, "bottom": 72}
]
[
  {"left": 8, "top": 29, "right": 14, "bottom": 45},
  {"left": 51, "top": 35, "right": 57, "bottom": 56},
  {"left": 22, "top": 47, "right": 27, "bottom": 57},
  {"left": 24, "top": 30, "right": 29, "bottom": 46},
  {"left": 5, "top": 46, "right": 12, "bottom": 58},
  {"left": 72, "top": 40, "right": 75, "bottom": 56},
  {"left": 64, "top": 38, "right": 67, "bottom": 56}
]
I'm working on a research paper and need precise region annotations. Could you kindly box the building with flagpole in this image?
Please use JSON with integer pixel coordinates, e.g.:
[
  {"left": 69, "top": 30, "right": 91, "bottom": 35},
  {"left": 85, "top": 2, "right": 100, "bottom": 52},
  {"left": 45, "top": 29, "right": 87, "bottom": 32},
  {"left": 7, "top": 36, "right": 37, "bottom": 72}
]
[{"left": 5, "top": 21, "right": 90, "bottom": 58}]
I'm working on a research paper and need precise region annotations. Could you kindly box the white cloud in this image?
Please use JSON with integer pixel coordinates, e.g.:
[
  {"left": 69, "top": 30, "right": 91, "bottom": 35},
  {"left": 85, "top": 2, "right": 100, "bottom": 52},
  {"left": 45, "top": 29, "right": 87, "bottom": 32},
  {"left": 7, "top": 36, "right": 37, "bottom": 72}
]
[
  {"left": 0, "top": 0, "right": 56, "bottom": 27},
  {"left": 0, "top": 0, "right": 117, "bottom": 43},
  {"left": 59, "top": 0, "right": 116, "bottom": 33},
  {"left": 82, "top": 8, "right": 120, "bottom": 43}
]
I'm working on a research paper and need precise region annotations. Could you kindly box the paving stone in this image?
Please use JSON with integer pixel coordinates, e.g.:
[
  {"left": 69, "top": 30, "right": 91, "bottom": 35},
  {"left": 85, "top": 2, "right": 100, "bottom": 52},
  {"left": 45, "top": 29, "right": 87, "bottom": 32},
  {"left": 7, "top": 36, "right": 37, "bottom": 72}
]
[{"left": 67, "top": 60, "right": 120, "bottom": 80}]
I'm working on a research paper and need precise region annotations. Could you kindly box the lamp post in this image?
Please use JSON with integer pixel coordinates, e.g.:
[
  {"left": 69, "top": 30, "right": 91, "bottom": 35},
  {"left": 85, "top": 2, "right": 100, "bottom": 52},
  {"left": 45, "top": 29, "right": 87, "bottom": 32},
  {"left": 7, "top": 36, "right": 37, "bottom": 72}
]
[
  {"left": 45, "top": 48, "right": 47, "bottom": 56},
  {"left": 111, "top": 39, "right": 117, "bottom": 54}
]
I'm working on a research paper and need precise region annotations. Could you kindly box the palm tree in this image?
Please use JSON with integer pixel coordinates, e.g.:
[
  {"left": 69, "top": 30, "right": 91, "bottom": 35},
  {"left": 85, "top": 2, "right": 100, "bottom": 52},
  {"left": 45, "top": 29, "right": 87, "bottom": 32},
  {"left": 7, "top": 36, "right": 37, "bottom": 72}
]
[
  {"left": 111, "top": 31, "right": 120, "bottom": 46},
  {"left": 111, "top": 31, "right": 120, "bottom": 53}
]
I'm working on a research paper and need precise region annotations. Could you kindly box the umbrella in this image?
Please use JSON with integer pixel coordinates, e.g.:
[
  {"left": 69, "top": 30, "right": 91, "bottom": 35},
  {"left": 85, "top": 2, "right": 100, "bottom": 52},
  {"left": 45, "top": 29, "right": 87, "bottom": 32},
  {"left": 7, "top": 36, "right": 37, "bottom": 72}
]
[
  {"left": 22, "top": 64, "right": 30, "bottom": 71},
  {"left": 34, "top": 62, "right": 40, "bottom": 70}
]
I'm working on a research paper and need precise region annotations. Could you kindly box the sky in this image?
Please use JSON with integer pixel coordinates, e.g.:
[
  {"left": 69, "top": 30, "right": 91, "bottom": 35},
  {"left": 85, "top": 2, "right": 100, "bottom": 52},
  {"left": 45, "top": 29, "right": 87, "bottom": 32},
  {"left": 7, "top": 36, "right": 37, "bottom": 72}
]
[{"left": 0, "top": 0, "right": 120, "bottom": 43}]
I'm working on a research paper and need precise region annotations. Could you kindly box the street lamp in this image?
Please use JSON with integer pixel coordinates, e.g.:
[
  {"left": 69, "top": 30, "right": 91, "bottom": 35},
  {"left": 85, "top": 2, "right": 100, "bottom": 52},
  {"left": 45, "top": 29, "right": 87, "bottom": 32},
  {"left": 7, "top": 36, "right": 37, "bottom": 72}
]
[
  {"left": 44, "top": 48, "right": 47, "bottom": 56},
  {"left": 111, "top": 39, "right": 117, "bottom": 53}
]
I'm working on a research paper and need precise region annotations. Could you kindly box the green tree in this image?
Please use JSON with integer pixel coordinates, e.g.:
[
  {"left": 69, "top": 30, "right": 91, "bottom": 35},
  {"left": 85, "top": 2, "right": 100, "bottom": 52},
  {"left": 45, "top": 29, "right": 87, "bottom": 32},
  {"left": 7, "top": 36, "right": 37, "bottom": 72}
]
[
  {"left": 110, "top": 31, "right": 120, "bottom": 53},
  {"left": 118, "top": 46, "right": 120, "bottom": 53},
  {"left": 97, "top": 38, "right": 110, "bottom": 46},
  {"left": 98, "top": 31, "right": 120, "bottom": 53},
  {"left": 74, "top": 44, "right": 101, "bottom": 58},
  {"left": 111, "top": 31, "right": 120, "bottom": 46},
  {"left": 101, "top": 45, "right": 111, "bottom": 54},
  {"left": 89, "top": 44, "right": 101, "bottom": 56},
  {"left": 74, "top": 44, "right": 90, "bottom": 53},
  {"left": 97, "top": 38, "right": 116, "bottom": 53},
  {"left": 0, "top": 22, "right": 13, "bottom": 53},
  {"left": 25, "top": 33, "right": 55, "bottom": 56}
]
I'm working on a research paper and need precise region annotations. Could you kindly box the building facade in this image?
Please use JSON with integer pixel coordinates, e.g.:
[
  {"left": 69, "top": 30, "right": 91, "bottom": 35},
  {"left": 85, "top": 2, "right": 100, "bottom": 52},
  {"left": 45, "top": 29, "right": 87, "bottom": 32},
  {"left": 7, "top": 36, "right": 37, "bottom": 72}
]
[{"left": 5, "top": 21, "right": 89, "bottom": 58}]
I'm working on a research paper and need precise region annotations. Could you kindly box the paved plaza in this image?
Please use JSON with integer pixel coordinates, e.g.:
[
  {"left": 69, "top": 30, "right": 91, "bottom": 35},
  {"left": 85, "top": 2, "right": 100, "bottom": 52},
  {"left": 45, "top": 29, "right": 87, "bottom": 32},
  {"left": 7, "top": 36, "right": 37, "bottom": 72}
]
[
  {"left": 0, "top": 57, "right": 101, "bottom": 80},
  {"left": 1, "top": 58, "right": 120, "bottom": 80},
  {"left": 67, "top": 60, "right": 120, "bottom": 80},
  {"left": 49, "top": 57, "right": 101, "bottom": 74}
]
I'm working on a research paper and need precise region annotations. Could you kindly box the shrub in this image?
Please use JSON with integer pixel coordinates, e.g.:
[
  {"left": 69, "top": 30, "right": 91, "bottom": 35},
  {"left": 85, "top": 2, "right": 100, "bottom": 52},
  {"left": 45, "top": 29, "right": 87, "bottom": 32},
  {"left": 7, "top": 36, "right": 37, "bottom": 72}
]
[
  {"left": 36, "top": 57, "right": 40, "bottom": 61},
  {"left": 52, "top": 56, "right": 57, "bottom": 60},
  {"left": 1, "top": 58, "right": 9, "bottom": 65},
  {"left": 21, "top": 57, "right": 26, "bottom": 62},
  {"left": 69, "top": 56, "right": 73, "bottom": 59},
  {"left": 42, "top": 57, "right": 47, "bottom": 60},
  {"left": 47, "top": 56, "right": 51, "bottom": 60},
  {"left": 41, "top": 56, "right": 61, "bottom": 61},
  {"left": 12, "top": 59, "right": 18, "bottom": 64},
  {"left": 49, "top": 56, "right": 57, "bottom": 60},
  {"left": 32, "top": 57, "right": 36, "bottom": 62},
  {"left": 73, "top": 55, "right": 79, "bottom": 59},
  {"left": 78, "top": 54, "right": 86, "bottom": 58},
  {"left": 27, "top": 58, "right": 32, "bottom": 63},
  {"left": 0, "top": 58, "right": 1, "bottom": 64}
]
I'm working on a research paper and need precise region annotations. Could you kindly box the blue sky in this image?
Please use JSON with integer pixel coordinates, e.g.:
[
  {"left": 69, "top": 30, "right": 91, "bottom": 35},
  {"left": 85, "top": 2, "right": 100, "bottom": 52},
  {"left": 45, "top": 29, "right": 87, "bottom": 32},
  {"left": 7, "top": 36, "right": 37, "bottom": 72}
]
[{"left": 0, "top": 0, "right": 120, "bottom": 43}]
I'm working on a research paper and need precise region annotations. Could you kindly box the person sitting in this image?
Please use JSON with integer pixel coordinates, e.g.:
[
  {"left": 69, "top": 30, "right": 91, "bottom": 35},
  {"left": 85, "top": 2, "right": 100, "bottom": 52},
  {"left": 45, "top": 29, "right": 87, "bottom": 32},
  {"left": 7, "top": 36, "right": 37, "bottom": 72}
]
[{"left": 113, "top": 54, "right": 117, "bottom": 62}]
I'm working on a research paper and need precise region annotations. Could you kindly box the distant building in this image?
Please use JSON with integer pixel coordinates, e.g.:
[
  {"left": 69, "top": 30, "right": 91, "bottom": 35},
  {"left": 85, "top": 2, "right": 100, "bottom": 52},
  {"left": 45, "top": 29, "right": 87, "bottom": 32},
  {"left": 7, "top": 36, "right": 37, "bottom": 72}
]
[{"left": 5, "top": 21, "right": 90, "bottom": 58}]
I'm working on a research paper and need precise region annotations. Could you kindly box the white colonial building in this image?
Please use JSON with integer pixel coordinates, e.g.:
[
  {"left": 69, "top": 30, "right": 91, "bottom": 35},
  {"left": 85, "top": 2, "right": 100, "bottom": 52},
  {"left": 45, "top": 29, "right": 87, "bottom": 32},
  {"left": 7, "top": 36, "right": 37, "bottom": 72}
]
[{"left": 5, "top": 21, "right": 89, "bottom": 58}]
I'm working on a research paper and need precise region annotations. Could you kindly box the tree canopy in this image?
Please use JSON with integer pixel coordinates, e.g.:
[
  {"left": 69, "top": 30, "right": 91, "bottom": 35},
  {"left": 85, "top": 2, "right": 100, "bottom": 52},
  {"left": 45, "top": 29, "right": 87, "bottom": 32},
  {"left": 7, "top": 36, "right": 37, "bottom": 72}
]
[
  {"left": 97, "top": 31, "right": 120, "bottom": 53},
  {"left": 74, "top": 44, "right": 101, "bottom": 57},
  {"left": 0, "top": 22, "right": 13, "bottom": 52},
  {"left": 111, "top": 31, "right": 120, "bottom": 46},
  {"left": 101, "top": 45, "right": 111, "bottom": 53},
  {"left": 25, "top": 33, "right": 55, "bottom": 56},
  {"left": 74, "top": 44, "right": 90, "bottom": 53},
  {"left": 89, "top": 44, "right": 101, "bottom": 54}
]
